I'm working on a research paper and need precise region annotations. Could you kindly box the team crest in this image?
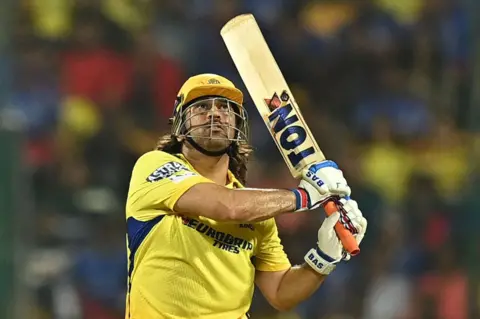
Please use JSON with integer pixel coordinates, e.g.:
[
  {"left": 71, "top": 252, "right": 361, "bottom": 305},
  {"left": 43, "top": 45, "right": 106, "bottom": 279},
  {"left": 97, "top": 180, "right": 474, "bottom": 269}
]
[{"left": 207, "top": 78, "right": 221, "bottom": 84}]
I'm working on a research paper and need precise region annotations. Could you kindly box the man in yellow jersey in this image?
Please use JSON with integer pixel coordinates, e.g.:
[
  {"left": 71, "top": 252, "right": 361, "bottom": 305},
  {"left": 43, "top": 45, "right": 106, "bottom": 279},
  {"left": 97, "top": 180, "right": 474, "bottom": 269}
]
[{"left": 125, "top": 73, "right": 367, "bottom": 319}]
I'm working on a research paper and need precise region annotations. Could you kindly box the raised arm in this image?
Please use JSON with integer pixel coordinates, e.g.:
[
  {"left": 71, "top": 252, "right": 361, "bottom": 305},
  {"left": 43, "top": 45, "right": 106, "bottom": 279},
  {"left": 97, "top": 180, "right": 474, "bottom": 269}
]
[
  {"left": 128, "top": 151, "right": 351, "bottom": 224},
  {"left": 174, "top": 184, "right": 297, "bottom": 222},
  {"left": 174, "top": 161, "right": 352, "bottom": 223}
]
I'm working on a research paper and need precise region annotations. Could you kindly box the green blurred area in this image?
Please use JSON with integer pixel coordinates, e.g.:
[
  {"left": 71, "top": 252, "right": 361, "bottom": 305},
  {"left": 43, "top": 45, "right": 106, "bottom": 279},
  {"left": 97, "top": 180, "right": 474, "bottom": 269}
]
[
  {"left": 0, "top": 1, "right": 16, "bottom": 316},
  {"left": 0, "top": 128, "right": 22, "bottom": 319}
]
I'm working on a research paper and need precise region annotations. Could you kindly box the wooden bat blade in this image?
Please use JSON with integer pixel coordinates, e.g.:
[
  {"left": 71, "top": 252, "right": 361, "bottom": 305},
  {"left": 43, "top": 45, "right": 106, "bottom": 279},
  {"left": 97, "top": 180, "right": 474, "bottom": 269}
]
[{"left": 221, "top": 14, "right": 325, "bottom": 178}]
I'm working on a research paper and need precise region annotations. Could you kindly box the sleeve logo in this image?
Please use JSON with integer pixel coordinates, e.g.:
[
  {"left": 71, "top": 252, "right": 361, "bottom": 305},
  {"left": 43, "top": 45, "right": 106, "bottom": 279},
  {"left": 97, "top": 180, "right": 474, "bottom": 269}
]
[{"left": 147, "top": 161, "right": 197, "bottom": 182}]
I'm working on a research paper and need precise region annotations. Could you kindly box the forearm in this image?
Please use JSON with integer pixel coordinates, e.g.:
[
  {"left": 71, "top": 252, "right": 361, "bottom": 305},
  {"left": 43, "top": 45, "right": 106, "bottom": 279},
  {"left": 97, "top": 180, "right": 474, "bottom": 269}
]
[
  {"left": 275, "top": 264, "right": 327, "bottom": 311},
  {"left": 174, "top": 184, "right": 298, "bottom": 222},
  {"left": 230, "top": 188, "right": 296, "bottom": 222}
]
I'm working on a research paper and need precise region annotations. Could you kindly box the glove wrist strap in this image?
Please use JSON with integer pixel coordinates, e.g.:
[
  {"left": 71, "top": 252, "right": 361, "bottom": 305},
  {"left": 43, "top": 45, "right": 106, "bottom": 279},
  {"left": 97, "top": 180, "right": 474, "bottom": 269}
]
[
  {"left": 291, "top": 188, "right": 309, "bottom": 212},
  {"left": 304, "top": 247, "right": 338, "bottom": 275}
]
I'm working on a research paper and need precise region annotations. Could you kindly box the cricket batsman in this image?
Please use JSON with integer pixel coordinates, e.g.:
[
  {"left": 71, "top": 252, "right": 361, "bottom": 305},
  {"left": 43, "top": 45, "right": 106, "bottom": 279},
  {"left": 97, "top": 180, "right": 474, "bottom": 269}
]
[{"left": 125, "top": 74, "right": 367, "bottom": 319}]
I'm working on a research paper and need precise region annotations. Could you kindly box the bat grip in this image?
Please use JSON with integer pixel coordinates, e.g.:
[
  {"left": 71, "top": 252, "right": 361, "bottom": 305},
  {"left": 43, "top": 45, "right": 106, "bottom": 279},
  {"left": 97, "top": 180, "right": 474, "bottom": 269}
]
[{"left": 323, "top": 200, "right": 360, "bottom": 256}]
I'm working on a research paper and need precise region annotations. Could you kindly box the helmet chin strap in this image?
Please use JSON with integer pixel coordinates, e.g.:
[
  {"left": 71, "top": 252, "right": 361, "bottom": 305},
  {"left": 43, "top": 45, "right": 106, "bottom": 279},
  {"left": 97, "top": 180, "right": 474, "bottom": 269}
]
[{"left": 185, "top": 136, "right": 233, "bottom": 157}]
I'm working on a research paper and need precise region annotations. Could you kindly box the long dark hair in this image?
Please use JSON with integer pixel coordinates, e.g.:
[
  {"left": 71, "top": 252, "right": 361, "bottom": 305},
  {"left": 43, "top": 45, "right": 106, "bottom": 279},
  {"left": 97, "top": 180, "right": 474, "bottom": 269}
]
[{"left": 155, "top": 134, "right": 253, "bottom": 185}]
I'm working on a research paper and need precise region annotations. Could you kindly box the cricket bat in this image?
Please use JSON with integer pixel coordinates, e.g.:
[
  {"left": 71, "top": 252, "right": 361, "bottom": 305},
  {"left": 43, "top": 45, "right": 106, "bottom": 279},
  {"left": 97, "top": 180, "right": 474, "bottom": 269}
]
[{"left": 221, "top": 14, "right": 359, "bottom": 255}]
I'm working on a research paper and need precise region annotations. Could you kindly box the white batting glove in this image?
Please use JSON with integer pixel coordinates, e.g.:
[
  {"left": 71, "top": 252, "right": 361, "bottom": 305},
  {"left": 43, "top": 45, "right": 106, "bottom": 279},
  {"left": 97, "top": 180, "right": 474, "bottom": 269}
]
[
  {"left": 291, "top": 160, "right": 350, "bottom": 212},
  {"left": 304, "top": 198, "right": 367, "bottom": 275},
  {"left": 336, "top": 198, "right": 367, "bottom": 255}
]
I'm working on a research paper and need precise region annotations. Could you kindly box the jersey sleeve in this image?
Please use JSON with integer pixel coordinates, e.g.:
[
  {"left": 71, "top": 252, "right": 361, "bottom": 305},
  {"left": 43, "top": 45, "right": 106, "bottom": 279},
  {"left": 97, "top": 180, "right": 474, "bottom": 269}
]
[
  {"left": 126, "top": 151, "right": 214, "bottom": 220},
  {"left": 254, "top": 218, "right": 291, "bottom": 272}
]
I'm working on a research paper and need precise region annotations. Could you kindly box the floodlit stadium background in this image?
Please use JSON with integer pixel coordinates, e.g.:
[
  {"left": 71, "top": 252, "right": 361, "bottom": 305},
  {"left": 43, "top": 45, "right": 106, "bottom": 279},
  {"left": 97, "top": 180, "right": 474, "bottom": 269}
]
[{"left": 1, "top": 0, "right": 480, "bottom": 318}]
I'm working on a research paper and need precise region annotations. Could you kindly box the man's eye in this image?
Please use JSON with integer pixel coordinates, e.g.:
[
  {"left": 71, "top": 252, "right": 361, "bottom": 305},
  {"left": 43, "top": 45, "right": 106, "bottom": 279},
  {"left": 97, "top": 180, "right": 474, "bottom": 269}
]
[{"left": 197, "top": 104, "right": 209, "bottom": 110}]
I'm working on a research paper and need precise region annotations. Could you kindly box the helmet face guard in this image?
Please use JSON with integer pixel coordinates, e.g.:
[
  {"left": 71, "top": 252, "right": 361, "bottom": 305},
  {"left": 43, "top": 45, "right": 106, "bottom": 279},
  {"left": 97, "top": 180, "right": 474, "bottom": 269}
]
[{"left": 171, "top": 96, "right": 249, "bottom": 145}]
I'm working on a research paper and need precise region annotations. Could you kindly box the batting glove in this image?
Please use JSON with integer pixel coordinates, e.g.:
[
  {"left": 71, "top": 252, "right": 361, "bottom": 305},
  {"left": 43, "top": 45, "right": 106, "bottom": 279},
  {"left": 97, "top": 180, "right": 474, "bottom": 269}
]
[
  {"left": 304, "top": 198, "right": 367, "bottom": 275},
  {"left": 292, "top": 160, "right": 350, "bottom": 212}
]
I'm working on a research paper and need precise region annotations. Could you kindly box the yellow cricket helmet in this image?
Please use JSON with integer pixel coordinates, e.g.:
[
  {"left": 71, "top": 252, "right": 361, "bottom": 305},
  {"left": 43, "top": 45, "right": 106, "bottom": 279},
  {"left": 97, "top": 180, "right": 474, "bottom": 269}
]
[
  {"left": 173, "top": 73, "right": 243, "bottom": 112},
  {"left": 169, "top": 73, "right": 249, "bottom": 156}
]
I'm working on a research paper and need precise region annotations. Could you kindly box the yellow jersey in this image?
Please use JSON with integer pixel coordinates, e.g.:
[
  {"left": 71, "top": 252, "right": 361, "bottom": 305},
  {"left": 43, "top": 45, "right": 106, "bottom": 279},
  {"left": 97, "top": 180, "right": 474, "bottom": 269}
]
[{"left": 125, "top": 150, "right": 291, "bottom": 319}]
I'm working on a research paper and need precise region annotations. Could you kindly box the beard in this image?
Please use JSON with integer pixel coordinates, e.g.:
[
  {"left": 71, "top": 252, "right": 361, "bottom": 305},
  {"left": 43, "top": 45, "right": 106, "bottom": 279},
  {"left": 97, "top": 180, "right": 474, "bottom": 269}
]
[{"left": 187, "top": 125, "right": 233, "bottom": 152}]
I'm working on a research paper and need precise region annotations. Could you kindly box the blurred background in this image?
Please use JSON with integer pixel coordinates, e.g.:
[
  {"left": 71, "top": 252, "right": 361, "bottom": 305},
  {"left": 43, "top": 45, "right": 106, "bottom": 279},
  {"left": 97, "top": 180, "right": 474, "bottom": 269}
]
[{"left": 1, "top": 0, "right": 480, "bottom": 318}]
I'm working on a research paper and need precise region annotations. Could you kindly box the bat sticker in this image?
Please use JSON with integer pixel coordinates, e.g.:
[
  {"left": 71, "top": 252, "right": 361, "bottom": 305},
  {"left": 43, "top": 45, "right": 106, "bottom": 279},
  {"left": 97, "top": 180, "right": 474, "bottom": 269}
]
[{"left": 264, "top": 92, "right": 282, "bottom": 111}]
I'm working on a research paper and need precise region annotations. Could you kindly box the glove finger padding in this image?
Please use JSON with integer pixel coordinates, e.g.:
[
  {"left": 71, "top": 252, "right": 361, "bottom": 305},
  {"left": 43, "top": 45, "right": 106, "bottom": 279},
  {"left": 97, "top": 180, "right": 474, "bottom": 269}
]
[
  {"left": 354, "top": 217, "right": 367, "bottom": 245},
  {"left": 331, "top": 184, "right": 351, "bottom": 197},
  {"left": 338, "top": 198, "right": 366, "bottom": 238},
  {"left": 304, "top": 197, "right": 368, "bottom": 275},
  {"left": 305, "top": 211, "right": 344, "bottom": 275},
  {"left": 317, "top": 211, "right": 344, "bottom": 261},
  {"left": 320, "top": 210, "right": 341, "bottom": 230}
]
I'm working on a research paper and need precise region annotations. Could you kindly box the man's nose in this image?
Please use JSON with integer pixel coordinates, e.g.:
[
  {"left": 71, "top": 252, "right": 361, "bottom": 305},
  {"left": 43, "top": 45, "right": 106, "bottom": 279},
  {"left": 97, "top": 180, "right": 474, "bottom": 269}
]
[{"left": 207, "top": 106, "right": 222, "bottom": 119}]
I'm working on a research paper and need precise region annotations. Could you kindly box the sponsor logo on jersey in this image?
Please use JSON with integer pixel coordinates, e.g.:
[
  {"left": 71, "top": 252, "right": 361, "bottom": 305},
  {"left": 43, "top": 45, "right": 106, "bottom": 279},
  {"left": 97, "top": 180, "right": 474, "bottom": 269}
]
[
  {"left": 239, "top": 223, "right": 255, "bottom": 231},
  {"left": 147, "top": 161, "right": 197, "bottom": 182},
  {"left": 181, "top": 216, "right": 254, "bottom": 254}
]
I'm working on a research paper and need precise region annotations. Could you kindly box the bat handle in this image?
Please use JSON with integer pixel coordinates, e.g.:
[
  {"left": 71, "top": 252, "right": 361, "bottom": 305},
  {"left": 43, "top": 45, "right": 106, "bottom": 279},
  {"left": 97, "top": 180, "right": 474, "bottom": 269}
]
[{"left": 323, "top": 200, "right": 360, "bottom": 256}]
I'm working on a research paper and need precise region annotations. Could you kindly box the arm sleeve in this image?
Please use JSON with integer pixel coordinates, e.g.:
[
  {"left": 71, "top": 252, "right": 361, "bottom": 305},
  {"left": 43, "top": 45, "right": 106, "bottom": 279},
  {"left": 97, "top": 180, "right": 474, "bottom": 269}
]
[
  {"left": 254, "top": 218, "right": 292, "bottom": 272},
  {"left": 126, "top": 151, "right": 214, "bottom": 220}
]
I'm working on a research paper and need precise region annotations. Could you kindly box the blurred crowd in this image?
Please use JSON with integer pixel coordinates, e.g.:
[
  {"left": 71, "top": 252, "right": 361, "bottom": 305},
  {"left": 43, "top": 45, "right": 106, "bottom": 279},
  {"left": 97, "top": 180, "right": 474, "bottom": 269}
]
[{"left": 2, "top": 0, "right": 480, "bottom": 318}]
